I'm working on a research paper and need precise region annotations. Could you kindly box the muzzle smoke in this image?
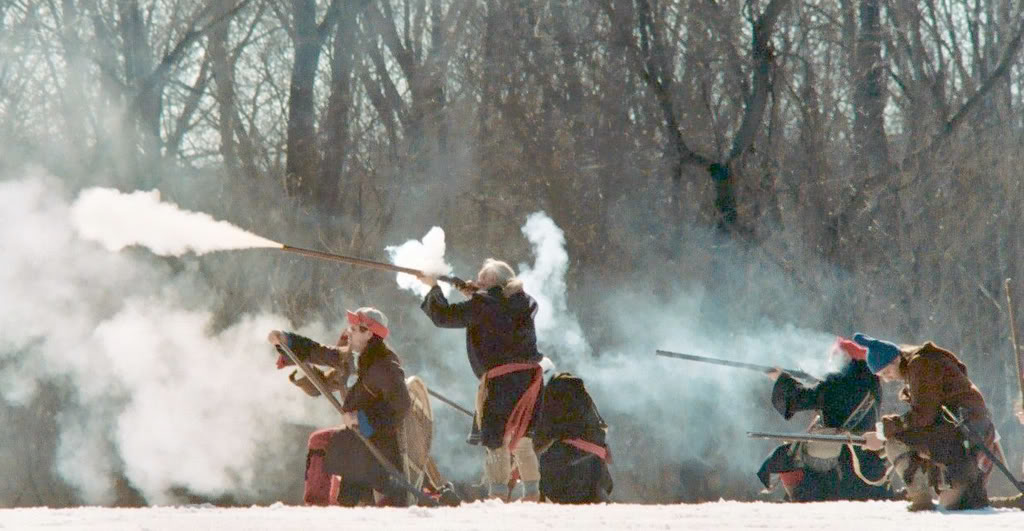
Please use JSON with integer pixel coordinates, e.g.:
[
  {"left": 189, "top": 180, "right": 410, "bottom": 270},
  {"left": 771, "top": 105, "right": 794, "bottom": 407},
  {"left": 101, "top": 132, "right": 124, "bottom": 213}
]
[
  {"left": 2, "top": 175, "right": 336, "bottom": 505},
  {"left": 385, "top": 226, "right": 453, "bottom": 298},
  {"left": 71, "top": 187, "right": 281, "bottom": 255}
]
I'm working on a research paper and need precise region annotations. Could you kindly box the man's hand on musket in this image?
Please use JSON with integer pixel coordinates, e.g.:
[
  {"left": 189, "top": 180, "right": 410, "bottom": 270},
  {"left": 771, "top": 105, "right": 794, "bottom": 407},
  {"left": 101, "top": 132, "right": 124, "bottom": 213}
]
[
  {"left": 862, "top": 431, "right": 885, "bottom": 451},
  {"left": 766, "top": 367, "right": 783, "bottom": 381},
  {"left": 416, "top": 274, "right": 438, "bottom": 287},
  {"left": 457, "top": 281, "right": 477, "bottom": 298},
  {"left": 268, "top": 330, "right": 285, "bottom": 346}
]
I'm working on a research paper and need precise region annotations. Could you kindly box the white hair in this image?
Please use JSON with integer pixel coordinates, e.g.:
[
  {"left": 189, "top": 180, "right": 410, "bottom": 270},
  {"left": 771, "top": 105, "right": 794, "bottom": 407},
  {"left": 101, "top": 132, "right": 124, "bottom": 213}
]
[{"left": 477, "top": 258, "right": 523, "bottom": 295}]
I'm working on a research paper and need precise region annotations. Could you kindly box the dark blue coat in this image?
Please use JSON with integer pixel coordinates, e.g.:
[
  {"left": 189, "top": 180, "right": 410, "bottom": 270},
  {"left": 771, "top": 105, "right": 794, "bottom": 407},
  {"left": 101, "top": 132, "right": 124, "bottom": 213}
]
[
  {"left": 421, "top": 284, "right": 543, "bottom": 449},
  {"left": 756, "top": 359, "right": 891, "bottom": 501},
  {"left": 421, "top": 285, "right": 542, "bottom": 377}
]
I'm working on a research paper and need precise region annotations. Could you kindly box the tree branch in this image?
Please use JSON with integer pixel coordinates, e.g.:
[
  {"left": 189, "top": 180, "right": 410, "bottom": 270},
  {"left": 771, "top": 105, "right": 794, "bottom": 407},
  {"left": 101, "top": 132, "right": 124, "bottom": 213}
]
[{"left": 726, "top": 0, "right": 791, "bottom": 163}]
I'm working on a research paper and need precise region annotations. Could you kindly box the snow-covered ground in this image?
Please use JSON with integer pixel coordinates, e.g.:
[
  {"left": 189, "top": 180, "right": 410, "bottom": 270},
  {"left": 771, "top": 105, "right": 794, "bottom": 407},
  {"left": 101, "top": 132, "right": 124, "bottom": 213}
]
[{"left": 1, "top": 500, "right": 1021, "bottom": 530}]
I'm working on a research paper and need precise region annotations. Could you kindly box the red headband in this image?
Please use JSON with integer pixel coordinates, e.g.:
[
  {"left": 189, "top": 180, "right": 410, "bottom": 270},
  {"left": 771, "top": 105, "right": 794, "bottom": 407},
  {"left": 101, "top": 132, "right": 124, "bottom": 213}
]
[
  {"left": 346, "top": 310, "right": 389, "bottom": 339},
  {"left": 836, "top": 337, "right": 867, "bottom": 361}
]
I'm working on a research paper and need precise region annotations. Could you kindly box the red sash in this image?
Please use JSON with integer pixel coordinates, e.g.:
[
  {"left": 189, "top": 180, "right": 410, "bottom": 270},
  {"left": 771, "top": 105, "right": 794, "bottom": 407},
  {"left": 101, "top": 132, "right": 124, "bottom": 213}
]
[
  {"left": 485, "top": 362, "right": 543, "bottom": 451},
  {"left": 564, "top": 438, "right": 611, "bottom": 463}
]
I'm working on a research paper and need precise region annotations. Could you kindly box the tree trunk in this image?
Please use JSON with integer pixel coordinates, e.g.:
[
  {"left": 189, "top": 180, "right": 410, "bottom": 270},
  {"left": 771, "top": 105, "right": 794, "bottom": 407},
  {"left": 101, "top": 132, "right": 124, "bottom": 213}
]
[
  {"left": 320, "top": 3, "right": 359, "bottom": 213},
  {"left": 851, "top": 0, "right": 891, "bottom": 178},
  {"left": 210, "top": 0, "right": 240, "bottom": 177},
  {"left": 284, "top": 0, "right": 323, "bottom": 203},
  {"left": 120, "top": 1, "right": 162, "bottom": 160}
]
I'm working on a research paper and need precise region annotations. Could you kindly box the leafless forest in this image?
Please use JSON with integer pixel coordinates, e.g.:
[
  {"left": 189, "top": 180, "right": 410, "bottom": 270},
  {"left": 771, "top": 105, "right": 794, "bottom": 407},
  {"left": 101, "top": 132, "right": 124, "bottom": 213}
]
[{"left": 2, "top": 0, "right": 1024, "bottom": 506}]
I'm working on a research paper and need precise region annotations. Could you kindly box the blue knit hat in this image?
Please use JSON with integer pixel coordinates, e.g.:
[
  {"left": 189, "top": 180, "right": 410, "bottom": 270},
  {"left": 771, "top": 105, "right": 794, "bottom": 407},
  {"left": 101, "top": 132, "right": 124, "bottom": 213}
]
[{"left": 853, "top": 333, "right": 901, "bottom": 373}]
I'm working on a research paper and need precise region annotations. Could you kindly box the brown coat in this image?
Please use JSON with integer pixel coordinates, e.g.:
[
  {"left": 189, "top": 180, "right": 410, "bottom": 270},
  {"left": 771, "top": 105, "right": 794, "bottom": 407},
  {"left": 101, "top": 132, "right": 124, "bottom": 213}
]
[
  {"left": 292, "top": 333, "right": 411, "bottom": 504},
  {"left": 882, "top": 342, "right": 991, "bottom": 463}
]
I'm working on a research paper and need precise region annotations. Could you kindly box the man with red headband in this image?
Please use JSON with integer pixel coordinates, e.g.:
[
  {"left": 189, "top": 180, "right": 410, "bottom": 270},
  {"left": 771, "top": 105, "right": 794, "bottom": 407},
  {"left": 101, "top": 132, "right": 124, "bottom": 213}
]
[
  {"left": 418, "top": 258, "right": 544, "bottom": 501},
  {"left": 755, "top": 337, "right": 893, "bottom": 502},
  {"left": 268, "top": 307, "right": 411, "bottom": 506}
]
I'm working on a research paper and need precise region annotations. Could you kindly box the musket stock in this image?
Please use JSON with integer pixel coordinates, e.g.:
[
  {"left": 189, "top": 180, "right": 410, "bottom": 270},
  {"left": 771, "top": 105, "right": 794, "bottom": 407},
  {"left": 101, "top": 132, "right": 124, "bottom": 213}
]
[{"left": 655, "top": 350, "right": 821, "bottom": 383}]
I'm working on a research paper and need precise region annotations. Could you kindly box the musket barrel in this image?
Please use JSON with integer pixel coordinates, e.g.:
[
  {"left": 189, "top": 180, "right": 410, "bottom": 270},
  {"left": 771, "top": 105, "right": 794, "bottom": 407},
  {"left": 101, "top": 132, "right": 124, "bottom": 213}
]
[
  {"left": 280, "top": 244, "right": 468, "bottom": 287},
  {"left": 427, "top": 388, "right": 474, "bottom": 417},
  {"left": 747, "top": 430, "right": 867, "bottom": 445},
  {"left": 280, "top": 244, "right": 423, "bottom": 275},
  {"left": 655, "top": 350, "right": 821, "bottom": 383}
]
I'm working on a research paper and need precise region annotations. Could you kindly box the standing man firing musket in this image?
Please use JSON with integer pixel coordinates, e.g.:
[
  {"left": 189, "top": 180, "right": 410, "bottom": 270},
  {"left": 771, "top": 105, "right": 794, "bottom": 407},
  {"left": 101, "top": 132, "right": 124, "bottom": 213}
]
[
  {"left": 417, "top": 259, "right": 544, "bottom": 502},
  {"left": 755, "top": 338, "right": 893, "bottom": 502},
  {"left": 856, "top": 334, "right": 995, "bottom": 511}
]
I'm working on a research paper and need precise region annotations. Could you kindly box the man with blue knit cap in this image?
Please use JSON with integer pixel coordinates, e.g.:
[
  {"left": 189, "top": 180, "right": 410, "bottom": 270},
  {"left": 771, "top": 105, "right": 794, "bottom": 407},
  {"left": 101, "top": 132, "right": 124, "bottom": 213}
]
[{"left": 856, "top": 333, "right": 994, "bottom": 511}]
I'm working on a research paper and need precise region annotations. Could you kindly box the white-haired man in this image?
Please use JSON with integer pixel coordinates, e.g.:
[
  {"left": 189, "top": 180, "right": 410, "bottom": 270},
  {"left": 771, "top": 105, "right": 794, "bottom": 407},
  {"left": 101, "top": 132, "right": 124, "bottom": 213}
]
[
  {"left": 269, "top": 307, "right": 411, "bottom": 506},
  {"left": 418, "top": 259, "right": 544, "bottom": 501}
]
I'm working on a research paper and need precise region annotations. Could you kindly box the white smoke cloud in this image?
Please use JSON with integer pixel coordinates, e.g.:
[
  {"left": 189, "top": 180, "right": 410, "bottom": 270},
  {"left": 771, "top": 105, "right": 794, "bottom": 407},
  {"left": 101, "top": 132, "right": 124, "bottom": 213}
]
[
  {"left": 1, "top": 172, "right": 341, "bottom": 504},
  {"left": 385, "top": 226, "right": 453, "bottom": 298},
  {"left": 70, "top": 187, "right": 281, "bottom": 256},
  {"left": 517, "top": 212, "right": 590, "bottom": 365},
  {"left": 492, "top": 211, "right": 839, "bottom": 499},
  {"left": 90, "top": 305, "right": 321, "bottom": 503},
  {"left": 55, "top": 413, "right": 120, "bottom": 505}
]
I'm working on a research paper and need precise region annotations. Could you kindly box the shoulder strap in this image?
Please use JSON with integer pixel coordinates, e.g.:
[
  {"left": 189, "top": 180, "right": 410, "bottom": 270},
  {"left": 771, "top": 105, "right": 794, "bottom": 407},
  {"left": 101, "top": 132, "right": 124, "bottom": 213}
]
[{"left": 840, "top": 391, "right": 877, "bottom": 430}]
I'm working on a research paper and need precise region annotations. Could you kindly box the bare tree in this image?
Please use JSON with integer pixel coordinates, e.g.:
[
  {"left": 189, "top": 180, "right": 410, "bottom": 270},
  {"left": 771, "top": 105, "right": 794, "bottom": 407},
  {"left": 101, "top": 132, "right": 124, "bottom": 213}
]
[{"left": 283, "top": 0, "right": 341, "bottom": 202}]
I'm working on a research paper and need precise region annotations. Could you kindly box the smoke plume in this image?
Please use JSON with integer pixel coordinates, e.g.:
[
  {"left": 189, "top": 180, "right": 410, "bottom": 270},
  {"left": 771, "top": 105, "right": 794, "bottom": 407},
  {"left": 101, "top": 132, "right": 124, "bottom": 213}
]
[
  {"left": 518, "top": 212, "right": 590, "bottom": 365},
  {"left": 71, "top": 187, "right": 281, "bottom": 256},
  {"left": 1, "top": 173, "right": 336, "bottom": 505},
  {"left": 385, "top": 226, "right": 453, "bottom": 298}
]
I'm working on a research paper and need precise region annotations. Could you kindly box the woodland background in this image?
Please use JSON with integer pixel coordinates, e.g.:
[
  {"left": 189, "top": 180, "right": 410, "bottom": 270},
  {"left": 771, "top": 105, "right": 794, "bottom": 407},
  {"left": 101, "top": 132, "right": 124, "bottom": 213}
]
[{"left": 2, "top": 0, "right": 1024, "bottom": 506}]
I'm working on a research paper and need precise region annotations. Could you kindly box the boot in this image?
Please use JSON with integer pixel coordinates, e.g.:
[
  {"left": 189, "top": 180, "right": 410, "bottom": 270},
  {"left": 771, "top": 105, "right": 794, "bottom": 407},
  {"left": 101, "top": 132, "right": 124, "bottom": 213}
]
[
  {"left": 940, "top": 461, "right": 988, "bottom": 510},
  {"left": 901, "top": 461, "right": 935, "bottom": 511},
  {"left": 437, "top": 482, "right": 462, "bottom": 507},
  {"left": 887, "top": 442, "right": 935, "bottom": 511},
  {"left": 303, "top": 430, "right": 335, "bottom": 506},
  {"left": 487, "top": 482, "right": 509, "bottom": 501},
  {"left": 517, "top": 480, "right": 540, "bottom": 502}
]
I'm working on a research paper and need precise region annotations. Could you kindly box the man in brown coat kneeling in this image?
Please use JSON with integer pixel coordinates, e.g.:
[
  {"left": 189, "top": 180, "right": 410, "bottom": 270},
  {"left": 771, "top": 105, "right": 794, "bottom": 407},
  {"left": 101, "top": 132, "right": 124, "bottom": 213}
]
[
  {"left": 857, "top": 333, "right": 994, "bottom": 511},
  {"left": 269, "top": 307, "right": 411, "bottom": 506}
]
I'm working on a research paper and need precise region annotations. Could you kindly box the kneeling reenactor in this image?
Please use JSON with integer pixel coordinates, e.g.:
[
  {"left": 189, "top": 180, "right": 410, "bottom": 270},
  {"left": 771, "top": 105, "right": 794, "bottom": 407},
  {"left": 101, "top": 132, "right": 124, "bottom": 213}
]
[{"left": 857, "top": 334, "right": 995, "bottom": 511}]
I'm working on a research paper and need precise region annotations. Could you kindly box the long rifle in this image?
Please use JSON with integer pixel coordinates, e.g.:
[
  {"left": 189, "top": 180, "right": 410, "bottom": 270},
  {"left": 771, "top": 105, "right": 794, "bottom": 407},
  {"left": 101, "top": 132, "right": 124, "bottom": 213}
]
[
  {"left": 747, "top": 430, "right": 866, "bottom": 445},
  {"left": 275, "top": 342, "right": 438, "bottom": 506},
  {"left": 941, "top": 405, "right": 1024, "bottom": 495},
  {"left": 1004, "top": 279, "right": 1024, "bottom": 405},
  {"left": 656, "top": 350, "right": 821, "bottom": 383},
  {"left": 426, "top": 389, "right": 474, "bottom": 418},
  {"left": 278, "top": 244, "right": 469, "bottom": 289}
]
